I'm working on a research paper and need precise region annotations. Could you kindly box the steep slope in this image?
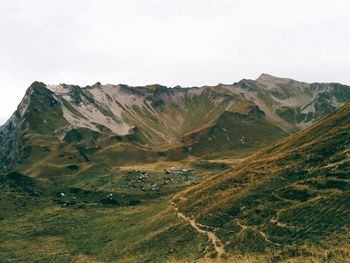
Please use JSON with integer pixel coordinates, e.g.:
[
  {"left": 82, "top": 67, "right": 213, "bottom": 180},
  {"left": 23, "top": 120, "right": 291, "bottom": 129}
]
[
  {"left": 0, "top": 77, "right": 349, "bottom": 262},
  {"left": 174, "top": 100, "right": 350, "bottom": 260},
  {"left": 1, "top": 74, "right": 349, "bottom": 175},
  {"left": 255, "top": 73, "right": 350, "bottom": 129},
  {"left": 0, "top": 83, "right": 92, "bottom": 175},
  {"left": 181, "top": 105, "right": 287, "bottom": 158}
]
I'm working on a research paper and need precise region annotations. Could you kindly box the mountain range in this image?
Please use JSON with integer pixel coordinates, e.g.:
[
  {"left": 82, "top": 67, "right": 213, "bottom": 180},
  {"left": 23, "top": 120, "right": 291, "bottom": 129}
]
[
  {"left": 1, "top": 74, "right": 349, "bottom": 175},
  {"left": 0, "top": 74, "right": 349, "bottom": 262}
]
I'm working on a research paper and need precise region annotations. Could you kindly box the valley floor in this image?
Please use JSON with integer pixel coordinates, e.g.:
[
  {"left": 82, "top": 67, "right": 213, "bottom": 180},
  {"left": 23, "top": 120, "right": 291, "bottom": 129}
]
[{"left": 1, "top": 158, "right": 350, "bottom": 263}]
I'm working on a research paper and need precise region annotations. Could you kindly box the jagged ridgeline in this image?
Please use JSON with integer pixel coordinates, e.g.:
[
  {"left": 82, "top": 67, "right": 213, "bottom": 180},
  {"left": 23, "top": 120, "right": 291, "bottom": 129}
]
[{"left": 1, "top": 74, "right": 350, "bottom": 175}]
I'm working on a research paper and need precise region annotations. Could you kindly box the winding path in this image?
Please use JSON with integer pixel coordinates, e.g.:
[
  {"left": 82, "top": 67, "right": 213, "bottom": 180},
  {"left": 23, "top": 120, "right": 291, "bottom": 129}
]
[
  {"left": 170, "top": 201, "right": 226, "bottom": 259},
  {"left": 235, "top": 219, "right": 281, "bottom": 246}
]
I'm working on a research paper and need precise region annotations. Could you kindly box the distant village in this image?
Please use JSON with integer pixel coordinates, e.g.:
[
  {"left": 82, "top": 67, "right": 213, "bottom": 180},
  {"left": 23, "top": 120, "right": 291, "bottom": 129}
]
[{"left": 164, "top": 167, "right": 191, "bottom": 175}]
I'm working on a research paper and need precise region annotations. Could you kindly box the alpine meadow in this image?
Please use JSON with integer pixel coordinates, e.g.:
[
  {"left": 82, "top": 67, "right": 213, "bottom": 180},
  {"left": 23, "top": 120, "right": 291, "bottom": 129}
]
[
  {"left": 1, "top": 74, "right": 350, "bottom": 262},
  {"left": 1, "top": 1, "right": 350, "bottom": 262}
]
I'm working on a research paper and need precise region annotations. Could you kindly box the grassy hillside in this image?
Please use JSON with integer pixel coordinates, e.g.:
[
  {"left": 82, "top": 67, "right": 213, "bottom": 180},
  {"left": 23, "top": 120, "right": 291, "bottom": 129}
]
[
  {"left": 1, "top": 77, "right": 350, "bottom": 262},
  {"left": 174, "top": 101, "right": 350, "bottom": 262},
  {"left": 182, "top": 105, "right": 287, "bottom": 158},
  {"left": 1, "top": 162, "right": 227, "bottom": 262},
  {"left": 1, "top": 102, "right": 348, "bottom": 262}
]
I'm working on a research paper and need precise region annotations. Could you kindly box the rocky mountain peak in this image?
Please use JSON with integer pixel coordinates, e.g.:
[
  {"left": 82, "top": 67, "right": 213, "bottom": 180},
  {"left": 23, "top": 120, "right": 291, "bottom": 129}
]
[
  {"left": 255, "top": 73, "right": 297, "bottom": 88},
  {"left": 1, "top": 75, "right": 349, "bottom": 173}
]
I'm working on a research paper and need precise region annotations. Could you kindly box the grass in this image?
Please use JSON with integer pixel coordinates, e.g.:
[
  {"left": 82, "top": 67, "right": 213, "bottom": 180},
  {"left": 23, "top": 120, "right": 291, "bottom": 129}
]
[
  {"left": 61, "top": 97, "right": 88, "bottom": 120},
  {"left": 181, "top": 106, "right": 287, "bottom": 158},
  {"left": 174, "top": 101, "right": 350, "bottom": 261},
  {"left": 1, "top": 82, "right": 350, "bottom": 262},
  {"left": 0, "top": 160, "right": 223, "bottom": 262}
]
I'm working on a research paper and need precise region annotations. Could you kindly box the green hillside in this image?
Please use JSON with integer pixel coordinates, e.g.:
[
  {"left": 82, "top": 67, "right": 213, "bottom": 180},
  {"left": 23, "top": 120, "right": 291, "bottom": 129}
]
[
  {"left": 182, "top": 105, "right": 287, "bottom": 158},
  {"left": 174, "top": 100, "right": 350, "bottom": 262},
  {"left": 0, "top": 75, "right": 349, "bottom": 262}
]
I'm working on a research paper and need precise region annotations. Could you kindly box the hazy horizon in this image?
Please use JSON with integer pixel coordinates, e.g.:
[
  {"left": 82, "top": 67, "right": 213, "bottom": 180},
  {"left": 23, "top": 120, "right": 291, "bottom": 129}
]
[{"left": 1, "top": 0, "right": 350, "bottom": 124}]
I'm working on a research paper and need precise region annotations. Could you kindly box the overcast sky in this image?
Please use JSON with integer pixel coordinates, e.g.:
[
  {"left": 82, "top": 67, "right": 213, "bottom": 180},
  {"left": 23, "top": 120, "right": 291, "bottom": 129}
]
[{"left": 1, "top": 0, "right": 350, "bottom": 124}]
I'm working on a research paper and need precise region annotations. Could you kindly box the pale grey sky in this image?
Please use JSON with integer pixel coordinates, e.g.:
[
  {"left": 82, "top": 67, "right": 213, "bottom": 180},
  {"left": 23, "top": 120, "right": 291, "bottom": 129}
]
[{"left": 1, "top": 0, "right": 350, "bottom": 124}]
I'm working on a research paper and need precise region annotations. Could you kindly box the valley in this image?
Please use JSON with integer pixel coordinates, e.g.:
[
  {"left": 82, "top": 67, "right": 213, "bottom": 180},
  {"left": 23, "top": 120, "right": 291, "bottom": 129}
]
[
  {"left": 0, "top": 74, "right": 349, "bottom": 262},
  {"left": 0, "top": 158, "right": 237, "bottom": 262}
]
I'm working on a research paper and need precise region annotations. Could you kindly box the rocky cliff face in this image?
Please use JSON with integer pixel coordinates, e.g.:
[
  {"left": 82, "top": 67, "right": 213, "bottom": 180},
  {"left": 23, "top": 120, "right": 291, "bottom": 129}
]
[{"left": 1, "top": 74, "right": 349, "bottom": 173}]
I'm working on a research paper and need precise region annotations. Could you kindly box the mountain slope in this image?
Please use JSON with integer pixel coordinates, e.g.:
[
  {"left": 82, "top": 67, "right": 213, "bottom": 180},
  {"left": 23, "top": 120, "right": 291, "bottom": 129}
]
[
  {"left": 174, "top": 100, "right": 350, "bottom": 260},
  {"left": 181, "top": 105, "right": 287, "bottom": 158},
  {"left": 1, "top": 74, "right": 349, "bottom": 175},
  {"left": 0, "top": 76, "right": 350, "bottom": 263}
]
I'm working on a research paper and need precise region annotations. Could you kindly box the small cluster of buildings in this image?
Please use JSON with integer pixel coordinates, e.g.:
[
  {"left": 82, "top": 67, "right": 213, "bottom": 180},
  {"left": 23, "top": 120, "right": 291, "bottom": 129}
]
[{"left": 164, "top": 167, "right": 190, "bottom": 175}]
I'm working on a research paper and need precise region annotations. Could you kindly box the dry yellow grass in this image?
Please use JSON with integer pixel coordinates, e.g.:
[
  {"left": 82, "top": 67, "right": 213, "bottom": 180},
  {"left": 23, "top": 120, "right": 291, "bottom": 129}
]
[
  {"left": 119, "top": 160, "right": 185, "bottom": 172},
  {"left": 166, "top": 249, "right": 350, "bottom": 263}
]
